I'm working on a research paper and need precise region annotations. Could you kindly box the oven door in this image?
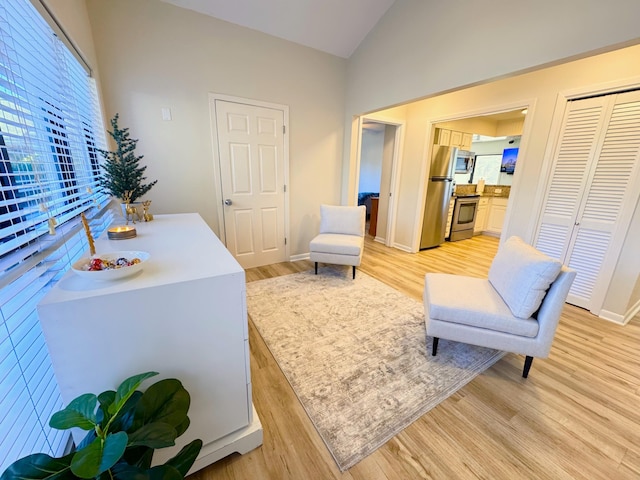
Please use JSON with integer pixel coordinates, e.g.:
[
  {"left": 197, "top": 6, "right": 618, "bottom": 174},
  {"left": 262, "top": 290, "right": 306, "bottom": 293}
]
[{"left": 449, "top": 196, "right": 479, "bottom": 241}]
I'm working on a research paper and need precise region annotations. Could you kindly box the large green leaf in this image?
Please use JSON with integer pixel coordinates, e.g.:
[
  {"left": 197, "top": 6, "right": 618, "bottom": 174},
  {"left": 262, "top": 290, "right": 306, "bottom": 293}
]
[
  {"left": 109, "top": 463, "right": 150, "bottom": 480},
  {"left": 121, "top": 446, "right": 153, "bottom": 470},
  {"left": 147, "top": 465, "right": 182, "bottom": 480},
  {"left": 173, "top": 416, "right": 190, "bottom": 438},
  {"left": 110, "top": 372, "right": 158, "bottom": 416},
  {"left": 109, "top": 391, "right": 142, "bottom": 433},
  {"left": 76, "top": 430, "right": 97, "bottom": 451},
  {"left": 70, "top": 432, "right": 128, "bottom": 478},
  {"left": 50, "top": 394, "right": 98, "bottom": 431},
  {"left": 133, "top": 380, "right": 189, "bottom": 431},
  {"left": 0, "top": 453, "right": 75, "bottom": 480},
  {"left": 97, "top": 390, "right": 116, "bottom": 425},
  {"left": 127, "top": 423, "right": 177, "bottom": 449},
  {"left": 165, "top": 439, "right": 203, "bottom": 477}
]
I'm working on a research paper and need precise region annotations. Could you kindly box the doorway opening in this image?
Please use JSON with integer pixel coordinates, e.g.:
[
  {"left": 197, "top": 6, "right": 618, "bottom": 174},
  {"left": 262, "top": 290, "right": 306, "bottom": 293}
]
[
  {"left": 356, "top": 117, "right": 404, "bottom": 247},
  {"left": 422, "top": 105, "right": 532, "bottom": 249}
]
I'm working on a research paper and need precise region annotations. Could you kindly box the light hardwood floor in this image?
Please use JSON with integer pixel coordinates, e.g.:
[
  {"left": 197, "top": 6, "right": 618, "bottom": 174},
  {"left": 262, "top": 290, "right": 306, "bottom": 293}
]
[{"left": 192, "top": 234, "right": 640, "bottom": 480}]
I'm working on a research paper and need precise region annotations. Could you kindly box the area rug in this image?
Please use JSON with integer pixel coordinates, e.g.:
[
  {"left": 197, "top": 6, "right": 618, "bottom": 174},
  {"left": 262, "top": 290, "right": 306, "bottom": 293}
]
[{"left": 246, "top": 267, "right": 505, "bottom": 471}]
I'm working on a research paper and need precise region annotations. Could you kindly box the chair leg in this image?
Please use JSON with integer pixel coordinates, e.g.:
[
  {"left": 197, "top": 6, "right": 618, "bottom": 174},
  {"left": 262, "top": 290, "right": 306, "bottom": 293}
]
[
  {"left": 432, "top": 337, "right": 439, "bottom": 356},
  {"left": 315, "top": 262, "right": 318, "bottom": 275},
  {"left": 352, "top": 266, "right": 356, "bottom": 279},
  {"left": 523, "top": 356, "right": 534, "bottom": 378}
]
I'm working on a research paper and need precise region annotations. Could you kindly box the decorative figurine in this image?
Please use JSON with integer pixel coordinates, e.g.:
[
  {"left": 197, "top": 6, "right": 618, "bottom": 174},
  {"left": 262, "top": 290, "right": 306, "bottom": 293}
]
[
  {"left": 142, "top": 200, "right": 153, "bottom": 222},
  {"left": 122, "top": 190, "right": 142, "bottom": 225}
]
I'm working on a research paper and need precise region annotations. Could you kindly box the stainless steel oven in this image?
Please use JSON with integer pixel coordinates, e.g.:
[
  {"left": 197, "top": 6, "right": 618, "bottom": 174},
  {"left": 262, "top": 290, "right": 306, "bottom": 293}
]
[{"left": 449, "top": 194, "right": 480, "bottom": 241}]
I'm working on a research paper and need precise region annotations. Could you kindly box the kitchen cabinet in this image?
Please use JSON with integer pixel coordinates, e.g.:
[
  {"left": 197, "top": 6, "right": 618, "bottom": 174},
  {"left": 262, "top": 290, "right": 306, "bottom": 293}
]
[
  {"left": 445, "top": 198, "right": 455, "bottom": 239},
  {"left": 485, "top": 197, "right": 508, "bottom": 235},
  {"left": 435, "top": 128, "right": 473, "bottom": 150},
  {"left": 450, "top": 130, "right": 463, "bottom": 148},
  {"left": 434, "top": 128, "right": 451, "bottom": 146},
  {"left": 474, "top": 197, "right": 489, "bottom": 233},
  {"left": 37, "top": 214, "right": 263, "bottom": 474},
  {"left": 461, "top": 132, "right": 473, "bottom": 150}
]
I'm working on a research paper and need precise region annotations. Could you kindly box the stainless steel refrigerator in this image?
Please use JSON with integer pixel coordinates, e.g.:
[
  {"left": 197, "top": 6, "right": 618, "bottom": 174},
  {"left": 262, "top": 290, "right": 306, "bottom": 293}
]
[{"left": 420, "top": 145, "right": 456, "bottom": 249}]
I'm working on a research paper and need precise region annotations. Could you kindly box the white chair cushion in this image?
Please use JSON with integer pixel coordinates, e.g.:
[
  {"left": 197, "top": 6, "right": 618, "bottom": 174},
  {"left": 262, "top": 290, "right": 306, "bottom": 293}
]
[
  {"left": 310, "top": 233, "right": 364, "bottom": 256},
  {"left": 319, "top": 204, "right": 365, "bottom": 236},
  {"left": 488, "top": 236, "right": 562, "bottom": 319},
  {"left": 425, "top": 273, "right": 539, "bottom": 338}
]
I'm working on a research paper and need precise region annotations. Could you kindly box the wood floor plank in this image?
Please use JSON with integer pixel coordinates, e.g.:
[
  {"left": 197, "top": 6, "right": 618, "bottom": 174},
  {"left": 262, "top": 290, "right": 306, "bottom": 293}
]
[{"left": 194, "top": 234, "right": 640, "bottom": 479}]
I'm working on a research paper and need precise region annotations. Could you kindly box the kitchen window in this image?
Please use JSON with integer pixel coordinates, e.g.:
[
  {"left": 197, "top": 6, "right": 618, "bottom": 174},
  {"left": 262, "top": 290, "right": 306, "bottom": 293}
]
[{"left": 0, "top": 0, "right": 113, "bottom": 471}]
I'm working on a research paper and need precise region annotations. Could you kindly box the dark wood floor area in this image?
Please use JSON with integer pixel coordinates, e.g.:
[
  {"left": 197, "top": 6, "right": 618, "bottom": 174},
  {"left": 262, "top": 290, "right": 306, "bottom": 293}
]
[{"left": 191, "top": 234, "right": 640, "bottom": 480}]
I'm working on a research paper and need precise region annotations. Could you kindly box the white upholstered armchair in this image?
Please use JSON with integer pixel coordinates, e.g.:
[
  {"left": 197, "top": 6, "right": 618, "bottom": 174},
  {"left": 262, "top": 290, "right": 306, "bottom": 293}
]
[
  {"left": 309, "top": 204, "right": 366, "bottom": 279},
  {"left": 424, "top": 236, "right": 576, "bottom": 378}
]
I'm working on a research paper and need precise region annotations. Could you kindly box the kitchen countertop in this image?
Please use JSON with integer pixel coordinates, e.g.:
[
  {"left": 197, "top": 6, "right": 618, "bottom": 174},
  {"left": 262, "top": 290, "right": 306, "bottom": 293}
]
[{"left": 455, "top": 184, "right": 511, "bottom": 198}]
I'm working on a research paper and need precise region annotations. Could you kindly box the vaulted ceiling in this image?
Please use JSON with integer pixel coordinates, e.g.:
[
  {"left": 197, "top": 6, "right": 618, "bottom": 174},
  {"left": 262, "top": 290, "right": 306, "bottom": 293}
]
[{"left": 159, "top": 0, "right": 396, "bottom": 58}]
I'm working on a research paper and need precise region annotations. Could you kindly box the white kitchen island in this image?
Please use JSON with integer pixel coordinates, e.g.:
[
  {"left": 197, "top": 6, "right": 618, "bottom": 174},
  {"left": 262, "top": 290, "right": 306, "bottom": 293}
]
[{"left": 37, "top": 213, "right": 262, "bottom": 473}]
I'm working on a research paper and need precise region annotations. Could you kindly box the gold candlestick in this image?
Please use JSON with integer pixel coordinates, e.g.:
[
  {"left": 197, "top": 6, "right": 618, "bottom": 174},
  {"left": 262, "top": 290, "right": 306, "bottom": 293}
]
[{"left": 81, "top": 213, "right": 96, "bottom": 256}]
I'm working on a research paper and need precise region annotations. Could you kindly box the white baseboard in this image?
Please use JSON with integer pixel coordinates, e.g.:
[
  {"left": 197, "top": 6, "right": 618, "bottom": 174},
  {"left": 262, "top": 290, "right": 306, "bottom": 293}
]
[
  {"left": 290, "top": 253, "right": 310, "bottom": 262},
  {"left": 392, "top": 243, "right": 413, "bottom": 253},
  {"left": 598, "top": 309, "right": 625, "bottom": 325},
  {"left": 598, "top": 299, "right": 640, "bottom": 325},
  {"left": 623, "top": 298, "right": 640, "bottom": 325}
]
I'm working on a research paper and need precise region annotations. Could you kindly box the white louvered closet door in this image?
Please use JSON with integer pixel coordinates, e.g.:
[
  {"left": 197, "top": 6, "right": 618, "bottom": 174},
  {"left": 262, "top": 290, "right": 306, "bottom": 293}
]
[{"left": 535, "top": 91, "right": 640, "bottom": 313}]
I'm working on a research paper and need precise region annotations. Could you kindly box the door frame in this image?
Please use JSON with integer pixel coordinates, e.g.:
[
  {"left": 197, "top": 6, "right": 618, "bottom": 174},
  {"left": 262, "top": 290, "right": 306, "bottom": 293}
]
[
  {"left": 413, "top": 99, "right": 536, "bottom": 252},
  {"left": 208, "top": 93, "right": 290, "bottom": 262},
  {"left": 354, "top": 115, "right": 405, "bottom": 248},
  {"left": 533, "top": 76, "right": 640, "bottom": 318}
]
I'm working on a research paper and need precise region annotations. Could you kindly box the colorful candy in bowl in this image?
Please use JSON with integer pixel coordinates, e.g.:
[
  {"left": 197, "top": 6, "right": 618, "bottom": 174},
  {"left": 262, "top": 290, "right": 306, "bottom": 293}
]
[{"left": 72, "top": 251, "right": 150, "bottom": 281}]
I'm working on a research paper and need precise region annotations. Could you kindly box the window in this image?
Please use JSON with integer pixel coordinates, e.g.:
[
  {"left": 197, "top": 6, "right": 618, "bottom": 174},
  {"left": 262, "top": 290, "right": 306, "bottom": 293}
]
[{"left": 0, "top": 0, "right": 112, "bottom": 471}]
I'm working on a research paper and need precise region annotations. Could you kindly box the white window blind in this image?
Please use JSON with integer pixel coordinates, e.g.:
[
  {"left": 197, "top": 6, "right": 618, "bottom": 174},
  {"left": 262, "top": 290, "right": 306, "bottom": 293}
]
[{"left": 0, "top": 0, "right": 112, "bottom": 472}]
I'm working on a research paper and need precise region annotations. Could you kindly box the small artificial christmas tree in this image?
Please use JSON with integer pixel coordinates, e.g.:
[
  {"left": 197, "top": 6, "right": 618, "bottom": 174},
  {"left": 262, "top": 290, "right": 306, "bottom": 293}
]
[{"left": 97, "top": 113, "right": 157, "bottom": 203}]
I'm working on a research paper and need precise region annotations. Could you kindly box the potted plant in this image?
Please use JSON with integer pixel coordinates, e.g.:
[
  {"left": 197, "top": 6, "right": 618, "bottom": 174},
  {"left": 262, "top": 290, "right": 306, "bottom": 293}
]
[
  {"left": 0, "top": 371, "right": 202, "bottom": 480},
  {"left": 98, "top": 114, "right": 157, "bottom": 207}
]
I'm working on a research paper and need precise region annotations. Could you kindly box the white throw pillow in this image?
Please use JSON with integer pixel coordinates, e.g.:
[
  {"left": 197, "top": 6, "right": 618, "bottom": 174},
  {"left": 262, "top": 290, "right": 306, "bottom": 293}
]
[
  {"left": 319, "top": 205, "right": 365, "bottom": 236},
  {"left": 488, "top": 236, "right": 562, "bottom": 319}
]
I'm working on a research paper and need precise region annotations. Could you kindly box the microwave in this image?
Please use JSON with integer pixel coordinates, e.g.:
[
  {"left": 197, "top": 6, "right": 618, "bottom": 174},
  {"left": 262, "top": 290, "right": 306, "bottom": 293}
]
[{"left": 454, "top": 150, "right": 475, "bottom": 173}]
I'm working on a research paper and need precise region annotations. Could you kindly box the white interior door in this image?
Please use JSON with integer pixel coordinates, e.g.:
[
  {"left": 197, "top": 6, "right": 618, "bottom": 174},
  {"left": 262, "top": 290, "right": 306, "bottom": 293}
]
[
  {"left": 535, "top": 91, "right": 640, "bottom": 312},
  {"left": 215, "top": 99, "right": 287, "bottom": 269}
]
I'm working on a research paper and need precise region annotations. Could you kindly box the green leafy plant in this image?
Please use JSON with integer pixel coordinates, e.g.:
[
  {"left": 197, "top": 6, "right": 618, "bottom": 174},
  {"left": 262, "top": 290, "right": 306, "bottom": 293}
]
[
  {"left": 0, "top": 372, "right": 202, "bottom": 480},
  {"left": 98, "top": 114, "right": 157, "bottom": 203}
]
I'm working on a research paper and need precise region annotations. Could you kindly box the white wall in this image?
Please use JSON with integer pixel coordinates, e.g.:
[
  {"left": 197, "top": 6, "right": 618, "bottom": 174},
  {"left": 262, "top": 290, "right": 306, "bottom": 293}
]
[
  {"left": 346, "top": 0, "right": 640, "bottom": 117},
  {"left": 359, "top": 129, "right": 384, "bottom": 193},
  {"left": 84, "top": 0, "right": 347, "bottom": 257}
]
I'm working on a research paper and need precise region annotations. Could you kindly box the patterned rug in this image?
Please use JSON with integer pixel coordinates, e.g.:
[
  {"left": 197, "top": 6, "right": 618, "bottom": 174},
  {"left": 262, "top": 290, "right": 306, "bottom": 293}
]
[{"left": 246, "top": 267, "right": 504, "bottom": 471}]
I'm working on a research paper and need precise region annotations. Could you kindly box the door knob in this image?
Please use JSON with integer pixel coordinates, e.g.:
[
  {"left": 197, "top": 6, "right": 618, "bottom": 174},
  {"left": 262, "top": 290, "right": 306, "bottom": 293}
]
[{"left": 224, "top": 199, "right": 233, "bottom": 206}]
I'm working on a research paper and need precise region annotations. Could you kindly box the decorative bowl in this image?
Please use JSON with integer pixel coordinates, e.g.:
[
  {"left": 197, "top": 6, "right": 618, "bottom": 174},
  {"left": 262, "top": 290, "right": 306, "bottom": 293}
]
[{"left": 71, "top": 250, "right": 150, "bottom": 281}]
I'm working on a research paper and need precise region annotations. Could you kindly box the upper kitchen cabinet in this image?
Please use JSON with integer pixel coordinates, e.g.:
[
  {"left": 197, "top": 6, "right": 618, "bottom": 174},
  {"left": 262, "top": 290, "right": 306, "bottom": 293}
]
[
  {"left": 434, "top": 127, "right": 451, "bottom": 146},
  {"left": 434, "top": 128, "right": 472, "bottom": 150}
]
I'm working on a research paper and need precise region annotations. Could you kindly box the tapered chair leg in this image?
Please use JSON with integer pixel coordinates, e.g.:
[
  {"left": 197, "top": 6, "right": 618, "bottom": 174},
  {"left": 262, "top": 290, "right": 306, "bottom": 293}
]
[
  {"left": 315, "top": 262, "right": 318, "bottom": 275},
  {"left": 432, "top": 337, "right": 439, "bottom": 356},
  {"left": 523, "top": 355, "right": 534, "bottom": 378},
  {"left": 352, "top": 266, "right": 356, "bottom": 279}
]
